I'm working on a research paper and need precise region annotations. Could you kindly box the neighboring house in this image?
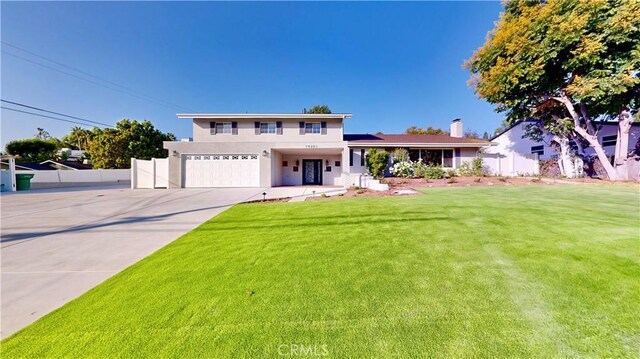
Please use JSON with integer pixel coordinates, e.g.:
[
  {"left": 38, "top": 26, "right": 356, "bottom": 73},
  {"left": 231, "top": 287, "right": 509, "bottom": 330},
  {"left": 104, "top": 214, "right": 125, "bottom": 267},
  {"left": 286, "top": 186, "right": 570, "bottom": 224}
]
[
  {"left": 57, "top": 148, "right": 86, "bottom": 161},
  {"left": 486, "top": 119, "right": 640, "bottom": 163},
  {"left": 162, "top": 114, "right": 492, "bottom": 188},
  {"left": 0, "top": 160, "right": 93, "bottom": 171}
]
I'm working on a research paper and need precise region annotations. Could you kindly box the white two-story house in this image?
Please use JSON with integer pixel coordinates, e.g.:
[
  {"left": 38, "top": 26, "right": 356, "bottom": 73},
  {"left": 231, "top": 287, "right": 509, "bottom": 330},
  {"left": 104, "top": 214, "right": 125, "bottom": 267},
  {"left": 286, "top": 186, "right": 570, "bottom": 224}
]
[{"left": 162, "top": 114, "right": 491, "bottom": 188}]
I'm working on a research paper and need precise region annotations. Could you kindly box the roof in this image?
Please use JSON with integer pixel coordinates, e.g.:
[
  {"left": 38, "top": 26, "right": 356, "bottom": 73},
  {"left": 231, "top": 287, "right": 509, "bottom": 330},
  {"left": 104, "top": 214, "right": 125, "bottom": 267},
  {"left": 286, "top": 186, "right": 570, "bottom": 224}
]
[
  {"left": 9, "top": 161, "right": 93, "bottom": 171},
  {"left": 344, "top": 134, "right": 492, "bottom": 148},
  {"left": 13, "top": 162, "right": 58, "bottom": 170},
  {"left": 177, "top": 113, "right": 352, "bottom": 120},
  {"left": 41, "top": 160, "right": 93, "bottom": 170}
]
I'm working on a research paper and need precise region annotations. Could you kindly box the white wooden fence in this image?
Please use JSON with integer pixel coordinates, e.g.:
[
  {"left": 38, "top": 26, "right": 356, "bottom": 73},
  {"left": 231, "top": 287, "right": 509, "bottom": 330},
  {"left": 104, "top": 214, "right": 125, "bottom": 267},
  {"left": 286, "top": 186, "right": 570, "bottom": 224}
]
[
  {"left": 131, "top": 158, "right": 169, "bottom": 189},
  {"left": 482, "top": 152, "right": 540, "bottom": 176}
]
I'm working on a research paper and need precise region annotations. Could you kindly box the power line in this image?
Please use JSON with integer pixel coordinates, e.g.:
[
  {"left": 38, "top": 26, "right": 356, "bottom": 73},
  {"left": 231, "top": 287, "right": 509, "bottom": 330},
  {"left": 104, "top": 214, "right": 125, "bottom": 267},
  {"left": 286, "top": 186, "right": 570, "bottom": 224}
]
[
  {"left": 1, "top": 100, "right": 114, "bottom": 127},
  {"left": 2, "top": 41, "right": 189, "bottom": 111},
  {"left": 1, "top": 106, "right": 113, "bottom": 128},
  {"left": 1, "top": 48, "right": 190, "bottom": 112}
]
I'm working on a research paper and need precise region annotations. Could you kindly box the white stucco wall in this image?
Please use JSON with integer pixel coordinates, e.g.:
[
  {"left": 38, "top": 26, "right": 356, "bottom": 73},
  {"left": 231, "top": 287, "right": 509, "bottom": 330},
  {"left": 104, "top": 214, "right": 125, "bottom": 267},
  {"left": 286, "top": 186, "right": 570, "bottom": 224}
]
[{"left": 192, "top": 118, "right": 344, "bottom": 143}]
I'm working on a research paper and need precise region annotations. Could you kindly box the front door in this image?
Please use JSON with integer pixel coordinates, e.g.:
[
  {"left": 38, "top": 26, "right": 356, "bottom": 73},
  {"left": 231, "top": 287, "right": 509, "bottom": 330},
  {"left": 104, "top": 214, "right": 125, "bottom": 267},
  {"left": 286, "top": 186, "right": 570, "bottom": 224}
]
[{"left": 302, "top": 160, "right": 323, "bottom": 185}]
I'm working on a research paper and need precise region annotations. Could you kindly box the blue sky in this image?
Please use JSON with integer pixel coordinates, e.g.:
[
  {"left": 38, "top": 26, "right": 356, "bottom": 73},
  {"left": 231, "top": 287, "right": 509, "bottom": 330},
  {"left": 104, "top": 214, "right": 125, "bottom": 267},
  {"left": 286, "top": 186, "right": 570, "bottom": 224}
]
[{"left": 1, "top": 1, "right": 504, "bottom": 146}]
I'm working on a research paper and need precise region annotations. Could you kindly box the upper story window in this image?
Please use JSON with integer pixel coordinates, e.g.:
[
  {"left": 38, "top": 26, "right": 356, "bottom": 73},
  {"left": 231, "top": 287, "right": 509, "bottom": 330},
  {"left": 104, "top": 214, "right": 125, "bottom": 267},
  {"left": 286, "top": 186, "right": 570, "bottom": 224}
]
[
  {"left": 260, "top": 122, "right": 277, "bottom": 134},
  {"left": 602, "top": 135, "right": 617, "bottom": 147},
  {"left": 216, "top": 122, "right": 232, "bottom": 134},
  {"left": 210, "top": 121, "right": 236, "bottom": 135},
  {"left": 531, "top": 145, "right": 544, "bottom": 155},
  {"left": 305, "top": 122, "right": 321, "bottom": 134}
]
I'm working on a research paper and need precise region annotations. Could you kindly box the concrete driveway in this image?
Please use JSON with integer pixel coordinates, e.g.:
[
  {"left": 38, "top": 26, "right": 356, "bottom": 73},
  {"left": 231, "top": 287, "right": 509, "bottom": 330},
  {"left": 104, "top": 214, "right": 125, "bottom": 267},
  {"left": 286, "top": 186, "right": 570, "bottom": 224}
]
[{"left": 1, "top": 185, "right": 266, "bottom": 339}]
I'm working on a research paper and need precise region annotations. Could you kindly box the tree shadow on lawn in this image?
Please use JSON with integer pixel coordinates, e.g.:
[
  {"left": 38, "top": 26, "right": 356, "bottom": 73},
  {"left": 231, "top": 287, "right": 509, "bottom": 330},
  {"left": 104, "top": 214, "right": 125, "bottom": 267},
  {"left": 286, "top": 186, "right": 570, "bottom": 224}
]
[{"left": 0, "top": 202, "right": 245, "bottom": 244}]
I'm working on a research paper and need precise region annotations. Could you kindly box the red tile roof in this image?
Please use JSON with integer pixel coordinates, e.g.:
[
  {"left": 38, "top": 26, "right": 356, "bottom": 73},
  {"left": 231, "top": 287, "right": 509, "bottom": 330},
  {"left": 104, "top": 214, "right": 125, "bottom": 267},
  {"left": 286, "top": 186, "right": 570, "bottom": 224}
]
[{"left": 344, "top": 134, "right": 490, "bottom": 146}]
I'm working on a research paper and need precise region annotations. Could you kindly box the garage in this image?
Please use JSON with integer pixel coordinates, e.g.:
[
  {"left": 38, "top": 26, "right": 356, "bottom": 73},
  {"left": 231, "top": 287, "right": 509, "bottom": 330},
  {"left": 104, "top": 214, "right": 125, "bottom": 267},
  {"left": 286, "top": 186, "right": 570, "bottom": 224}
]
[{"left": 184, "top": 154, "right": 260, "bottom": 187}]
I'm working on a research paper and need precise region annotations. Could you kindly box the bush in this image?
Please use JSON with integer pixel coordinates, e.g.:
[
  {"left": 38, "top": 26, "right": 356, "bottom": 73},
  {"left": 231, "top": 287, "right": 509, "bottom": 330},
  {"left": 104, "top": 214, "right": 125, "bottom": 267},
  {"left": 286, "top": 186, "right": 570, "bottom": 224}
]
[
  {"left": 457, "top": 157, "right": 484, "bottom": 176},
  {"left": 423, "top": 166, "right": 446, "bottom": 179},
  {"left": 413, "top": 161, "right": 428, "bottom": 178},
  {"left": 447, "top": 177, "right": 457, "bottom": 184},
  {"left": 366, "top": 149, "right": 390, "bottom": 178},
  {"left": 389, "top": 161, "right": 414, "bottom": 178},
  {"left": 5, "top": 138, "right": 58, "bottom": 162},
  {"left": 391, "top": 148, "right": 409, "bottom": 163},
  {"left": 445, "top": 169, "right": 457, "bottom": 178}
]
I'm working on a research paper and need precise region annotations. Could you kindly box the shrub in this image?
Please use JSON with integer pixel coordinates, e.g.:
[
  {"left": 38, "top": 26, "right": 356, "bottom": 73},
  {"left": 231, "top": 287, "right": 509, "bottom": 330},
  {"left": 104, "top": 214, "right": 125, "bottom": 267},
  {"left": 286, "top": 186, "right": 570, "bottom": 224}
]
[
  {"left": 447, "top": 177, "right": 457, "bottom": 184},
  {"left": 423, "top": 165, "right": 446, "bottom": 179},
  {"left": 413, "top": 161, "right": 428, "bottom": 178},
  {"left": 366, "top": 149, "right": 390, "bottom": 178},
  {"left": 445, "top": 169, "right": 457, "bottom": 178},
  {"left": 457, "top": 157, "right": 484, "bottom": 176},
  {"left": 391, "top": 148, "right": 409, "bottom": 163},
  {"left": 5, "top": 138, "right": 58, "bottom": 162},
  {"left": 389, "top": 161, "right": 414, "bottom": 178},
  {"left": 355, "top": 189, "right": 365, "bottom": 194}
]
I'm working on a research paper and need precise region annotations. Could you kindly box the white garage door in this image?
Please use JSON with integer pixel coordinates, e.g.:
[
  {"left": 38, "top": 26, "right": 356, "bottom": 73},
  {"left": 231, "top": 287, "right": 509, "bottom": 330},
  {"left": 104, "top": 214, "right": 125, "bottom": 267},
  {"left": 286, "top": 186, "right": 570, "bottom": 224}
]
[{"left": 184, "top": 154, "right": 260, "bottom": 188}]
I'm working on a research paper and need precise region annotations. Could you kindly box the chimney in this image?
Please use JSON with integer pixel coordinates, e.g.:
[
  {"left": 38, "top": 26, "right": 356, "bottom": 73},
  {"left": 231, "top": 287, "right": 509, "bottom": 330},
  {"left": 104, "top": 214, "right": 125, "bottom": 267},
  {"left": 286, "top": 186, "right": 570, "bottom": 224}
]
[{"left": 450, "top": 118, "right": 463, "bottom": 138}]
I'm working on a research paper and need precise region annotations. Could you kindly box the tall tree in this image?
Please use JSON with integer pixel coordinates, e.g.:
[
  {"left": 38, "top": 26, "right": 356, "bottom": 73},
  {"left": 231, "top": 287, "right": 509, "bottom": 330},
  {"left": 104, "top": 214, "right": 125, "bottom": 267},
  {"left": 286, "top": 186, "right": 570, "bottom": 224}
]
[
  {"left": 304, "top": 105, "right": 332, "bottom": 114},
  {"left": 465, "top": 0, "right": 640, "bottom": 180},
  {"left": 62, "top": 126, "right": 93, "bottom": 151},
  {"left": 86, "top": 119, "right": 176, "bottom": 169},
  {"left": 35, "top": 128, "right": 51, "bottom": 140}
]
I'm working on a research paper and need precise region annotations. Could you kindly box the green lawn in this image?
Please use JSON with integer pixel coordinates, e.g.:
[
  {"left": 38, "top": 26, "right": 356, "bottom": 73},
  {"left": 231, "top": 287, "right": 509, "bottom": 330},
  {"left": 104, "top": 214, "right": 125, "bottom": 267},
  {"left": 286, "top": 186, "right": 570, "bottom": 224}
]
[{"left": 3, "top": 185, "right": 639, "bottom": 357}]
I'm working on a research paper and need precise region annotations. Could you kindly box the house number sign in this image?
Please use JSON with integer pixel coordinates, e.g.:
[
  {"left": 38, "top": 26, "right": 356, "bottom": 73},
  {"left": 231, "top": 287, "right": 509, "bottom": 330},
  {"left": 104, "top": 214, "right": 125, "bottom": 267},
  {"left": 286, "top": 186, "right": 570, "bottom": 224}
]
[{"left": 305, "top": 145, "right": 318, "bottom": 148}]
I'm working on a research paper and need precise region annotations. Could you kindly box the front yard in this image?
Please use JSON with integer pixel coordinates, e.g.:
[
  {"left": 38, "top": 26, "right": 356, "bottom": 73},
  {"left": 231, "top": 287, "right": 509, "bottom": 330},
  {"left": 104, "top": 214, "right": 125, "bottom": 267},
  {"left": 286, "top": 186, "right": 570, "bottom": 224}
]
[{"left": 2, "top": 185, "right": 638, "bottom": 357}]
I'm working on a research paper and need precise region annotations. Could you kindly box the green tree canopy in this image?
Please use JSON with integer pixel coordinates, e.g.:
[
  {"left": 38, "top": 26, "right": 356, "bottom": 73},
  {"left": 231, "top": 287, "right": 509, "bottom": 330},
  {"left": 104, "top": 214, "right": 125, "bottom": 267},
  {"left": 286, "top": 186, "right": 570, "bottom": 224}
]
[
  {"left": 86, "top": 119, "right": 176, "bottom": 169},
  {"left": 61, "top": 126, "right": 93, "bottom": 151},
  {"left": 5, "top": 139, "right": 58, "bottom": 162},
  {"left": 304, "top": 105, "right": 332, "bottom": 114},
  {"left": 465, "top": 0, "right": 640, "bottom": 180},
  {"left": 405, "top": 126, "right": 448, "bottom": 135}
]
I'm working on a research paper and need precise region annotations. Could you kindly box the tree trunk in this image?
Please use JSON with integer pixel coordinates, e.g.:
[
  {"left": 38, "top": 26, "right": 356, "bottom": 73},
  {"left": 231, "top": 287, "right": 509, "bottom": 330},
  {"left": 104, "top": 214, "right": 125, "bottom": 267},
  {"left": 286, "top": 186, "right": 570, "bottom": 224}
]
[
  {"left": 554, "top": 136, "right": 582, "bottom": 178},
  {"left": 613, "top": 109, "right": 636, "bottom": 180},
  {"left": 554, "top": 93, "right": 618, "bottom": 180}
]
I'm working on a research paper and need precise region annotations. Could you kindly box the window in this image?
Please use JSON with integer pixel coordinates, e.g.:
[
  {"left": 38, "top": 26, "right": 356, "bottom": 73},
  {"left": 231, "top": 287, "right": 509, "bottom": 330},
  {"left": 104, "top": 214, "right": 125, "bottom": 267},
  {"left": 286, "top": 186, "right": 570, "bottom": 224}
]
[
  {"left": 602, "top": 135, "right": 617, "bottom": 147},
  {"left": 282, "top": 161, "right": 288, "bottom": 167},
  {"left": 260, "top": 122, "right": 277, "bottom": 134},
  {"left": 304, "top": 122, "right": 321, "bottom": 134},
  {"left": 531, "top": 145, "right": 544, "bottom": 156},
  {"left": 216, "top": 122, "right": 232, "bottom": 134},
  {"left": 442, "top": 150, "right": 453, "bottom": 167},
  {"left": 422, "top": 149, "right": 455, "bottom": 167},
  {"left": 349, "top": 149, "right": 353, "bottom": 166},
  {"left": 568, "top": 140, "right": 578, "bottom": 151},
  {"left": 360, "top": 149, "right": 365, "bottom": 166},
  {"left": 335, "top": 161, "right": 341, "bottom": 167},
  {"left": 424, "top": 150, "right": 442, "bottom": 166}
]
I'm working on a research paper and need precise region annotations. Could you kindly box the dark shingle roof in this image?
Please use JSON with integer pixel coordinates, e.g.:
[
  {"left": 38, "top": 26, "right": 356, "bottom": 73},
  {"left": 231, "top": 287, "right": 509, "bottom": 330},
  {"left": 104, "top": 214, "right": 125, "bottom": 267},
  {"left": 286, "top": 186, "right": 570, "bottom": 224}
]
[{"left": 344, "top": 133, "right": 490, "bottom": 145}]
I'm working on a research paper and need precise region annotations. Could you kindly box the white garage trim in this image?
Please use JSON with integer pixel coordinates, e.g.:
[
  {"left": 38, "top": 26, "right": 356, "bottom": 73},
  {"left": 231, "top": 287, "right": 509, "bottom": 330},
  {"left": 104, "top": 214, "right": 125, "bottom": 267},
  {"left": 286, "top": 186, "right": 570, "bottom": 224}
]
[{"left": 184, "top": 154, "right": 260, "bottom": 188}]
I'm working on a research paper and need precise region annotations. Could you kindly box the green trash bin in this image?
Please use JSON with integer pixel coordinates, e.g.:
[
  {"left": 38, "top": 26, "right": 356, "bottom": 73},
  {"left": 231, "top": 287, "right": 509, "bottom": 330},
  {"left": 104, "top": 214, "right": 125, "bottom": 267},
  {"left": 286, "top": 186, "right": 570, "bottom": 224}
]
[{"left": 15, "top": 173, "right": 35, "bottom": 191}]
